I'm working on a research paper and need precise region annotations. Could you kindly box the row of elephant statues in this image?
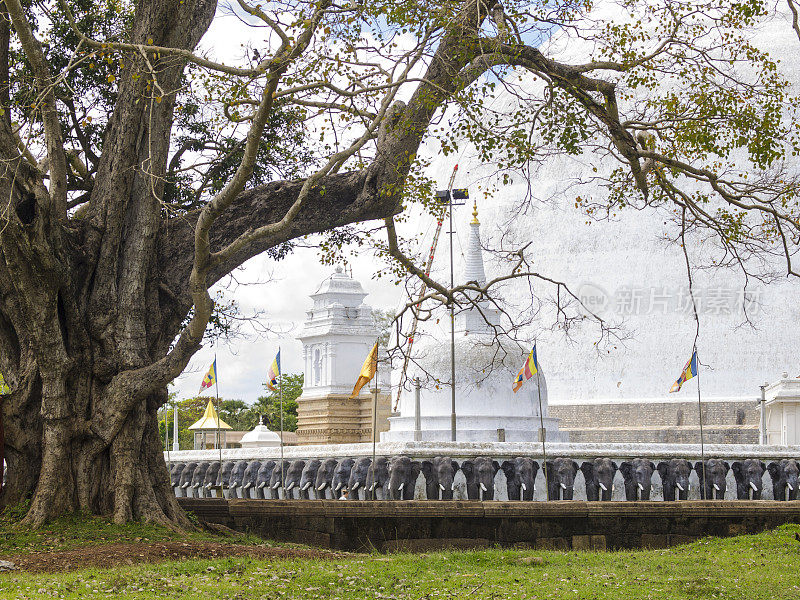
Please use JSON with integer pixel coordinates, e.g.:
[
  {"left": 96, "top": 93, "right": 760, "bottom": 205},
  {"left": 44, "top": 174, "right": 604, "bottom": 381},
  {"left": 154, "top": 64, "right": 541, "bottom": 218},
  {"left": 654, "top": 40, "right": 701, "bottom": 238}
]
[{"left": 169, "top": 456, "right": 799, "bottom": 501}]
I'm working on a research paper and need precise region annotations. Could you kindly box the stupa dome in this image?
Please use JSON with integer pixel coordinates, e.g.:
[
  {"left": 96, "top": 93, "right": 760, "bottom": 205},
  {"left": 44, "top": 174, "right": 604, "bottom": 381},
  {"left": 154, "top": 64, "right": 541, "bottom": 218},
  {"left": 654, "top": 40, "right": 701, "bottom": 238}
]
[{"left": 240, "top": 422, "right": 281, "bottom": 448}]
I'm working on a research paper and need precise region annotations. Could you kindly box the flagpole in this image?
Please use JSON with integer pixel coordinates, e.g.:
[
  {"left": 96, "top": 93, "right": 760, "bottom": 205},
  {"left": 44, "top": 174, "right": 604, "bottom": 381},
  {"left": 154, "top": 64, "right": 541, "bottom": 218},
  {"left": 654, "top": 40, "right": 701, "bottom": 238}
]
[
  {"left": 164, "top": 403, "right": 171, "bottom": 471},
  {"left": 279, "top": 346, "right": 285, "bottom": 499},
  {"left": 371, "top": 344, "right": 379, "bottom": 501},
  {"left": 695, "top": 348, "right": 707, "bottom": 498},
  {"left": 535, "top": 368, "right": 549, "bottom": 501},
  {"left": 214, "top": 355, "right": 222, "bottom": 468}
]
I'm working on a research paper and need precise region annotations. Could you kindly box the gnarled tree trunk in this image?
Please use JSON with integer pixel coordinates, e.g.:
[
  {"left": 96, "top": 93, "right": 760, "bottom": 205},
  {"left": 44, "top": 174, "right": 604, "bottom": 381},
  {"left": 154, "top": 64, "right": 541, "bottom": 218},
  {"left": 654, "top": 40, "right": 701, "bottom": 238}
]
[{"left": 0, "top": 0, "right": 498, "bottom": 526}]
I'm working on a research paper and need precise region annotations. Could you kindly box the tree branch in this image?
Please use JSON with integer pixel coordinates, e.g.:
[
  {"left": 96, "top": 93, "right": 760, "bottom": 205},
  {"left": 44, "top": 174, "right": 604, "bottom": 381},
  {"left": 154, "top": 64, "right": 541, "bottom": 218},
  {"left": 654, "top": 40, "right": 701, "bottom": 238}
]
[{"left": 4, "top": 0, "right": 68, "bottom": 216}]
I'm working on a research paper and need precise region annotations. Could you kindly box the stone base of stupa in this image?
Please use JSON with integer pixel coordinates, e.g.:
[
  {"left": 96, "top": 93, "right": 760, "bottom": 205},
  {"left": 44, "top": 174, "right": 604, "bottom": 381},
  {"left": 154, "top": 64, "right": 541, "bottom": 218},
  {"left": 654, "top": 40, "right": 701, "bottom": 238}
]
[
  {"left": 382, "top": 415, "right": 567, "bottom": 442},
  {"left": 295, "top": 391, "right": 392, "bottom": 445}
]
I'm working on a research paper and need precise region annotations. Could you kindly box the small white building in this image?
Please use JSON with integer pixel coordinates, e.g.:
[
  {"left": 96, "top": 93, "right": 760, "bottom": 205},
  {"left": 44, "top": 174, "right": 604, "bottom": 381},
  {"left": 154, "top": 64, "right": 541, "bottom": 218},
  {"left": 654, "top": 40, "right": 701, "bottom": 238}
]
[
  {"left": 764, "top": 372, "right": 800, "bottom": 445},
  {"left": 239, "top": 416, "right": 282, "bottom": 448}
]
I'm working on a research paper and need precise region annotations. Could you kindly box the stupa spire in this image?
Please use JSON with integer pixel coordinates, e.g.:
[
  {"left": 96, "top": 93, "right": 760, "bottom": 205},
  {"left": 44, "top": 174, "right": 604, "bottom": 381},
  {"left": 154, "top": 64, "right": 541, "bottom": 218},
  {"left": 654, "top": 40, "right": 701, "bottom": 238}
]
[{"left": 464, "top": 198, "right": 486, "bottom": 286}]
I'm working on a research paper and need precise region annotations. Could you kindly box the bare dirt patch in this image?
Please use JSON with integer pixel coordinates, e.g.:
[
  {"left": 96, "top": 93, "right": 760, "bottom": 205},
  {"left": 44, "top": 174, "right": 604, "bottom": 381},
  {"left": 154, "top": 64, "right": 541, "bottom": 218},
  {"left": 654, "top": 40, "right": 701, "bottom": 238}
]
[{"left": 0, "top": 541, "right": 344, "bottom": 573}]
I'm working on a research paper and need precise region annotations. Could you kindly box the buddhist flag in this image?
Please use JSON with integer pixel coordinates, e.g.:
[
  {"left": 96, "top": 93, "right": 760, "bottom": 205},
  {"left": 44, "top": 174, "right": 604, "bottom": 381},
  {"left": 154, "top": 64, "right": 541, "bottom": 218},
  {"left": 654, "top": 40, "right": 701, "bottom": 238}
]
[
  {"left": 198, "top": 360, "right": 217, "bottom": 395},
  {"left": 350, "top": 342, "right": 378, "bottom": 398},
  {"left": 513, "top": 346, "right": 539, "bottom": 393},
  {"left": 670, "top": 351, "right": 698, "bottom": 393},
  {"left": 267, "top": 350, "right": 281, "bottom": 392}
]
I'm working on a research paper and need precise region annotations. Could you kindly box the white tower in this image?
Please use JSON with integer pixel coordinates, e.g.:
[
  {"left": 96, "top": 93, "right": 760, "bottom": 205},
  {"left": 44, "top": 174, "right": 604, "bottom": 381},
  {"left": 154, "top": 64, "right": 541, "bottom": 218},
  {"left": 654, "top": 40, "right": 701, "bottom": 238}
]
[
  {"left": 384, "top": 202, "right": 564, "bottom": 442},
  {"left": 295, "top": 267, "right": 391, "bottom": 444}
]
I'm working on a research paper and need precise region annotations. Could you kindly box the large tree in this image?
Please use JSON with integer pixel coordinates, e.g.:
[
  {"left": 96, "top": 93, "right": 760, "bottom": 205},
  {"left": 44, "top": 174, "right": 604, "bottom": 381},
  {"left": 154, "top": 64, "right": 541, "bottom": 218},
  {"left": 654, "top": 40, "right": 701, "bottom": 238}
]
[{"left": 0, "top": 0, "right": 797, "bottom": 526}]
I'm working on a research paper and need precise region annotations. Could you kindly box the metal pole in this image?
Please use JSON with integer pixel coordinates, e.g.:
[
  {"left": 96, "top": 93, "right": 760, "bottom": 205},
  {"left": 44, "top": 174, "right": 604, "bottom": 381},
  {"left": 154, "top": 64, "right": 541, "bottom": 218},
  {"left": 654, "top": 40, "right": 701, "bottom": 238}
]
[
  {"left": 414, "top": 377, "right": 421, "bottom": 442},
  {"left": 172, "top": 402, "right": 179, "bottom": 452},
  {"left": 695, "top": 349, "right": 706, "bottom": 499},
  {"left": 536, "top": 369, "right": 549, "bottom": 501},
  {"left": 279, "top": 346, "right": 285, "bottom": 498},
  {"left": 759, "top": 383, "right": 767, "bottom": 445},
  {"left": 164, "top": 403, "right": 171, "bottom": 469},
  {"left": 371, "top": 351, "right": 379, "bottom": 500},
  {"left": 214, "top": 356, "right": 222, "bottom": 467},
  {"left": 449, "top": 192, "right": 456, "bottom": 442}
]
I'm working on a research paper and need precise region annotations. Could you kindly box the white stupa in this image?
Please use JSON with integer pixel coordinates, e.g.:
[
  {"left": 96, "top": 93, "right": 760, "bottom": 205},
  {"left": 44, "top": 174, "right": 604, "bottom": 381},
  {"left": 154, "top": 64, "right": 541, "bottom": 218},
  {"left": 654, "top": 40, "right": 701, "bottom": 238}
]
[
  {"left": 239, "top": 416, "right": 282, "bottom": 448},
  {"left": 383, "top": 201, "right": 564, "bottom": 442}
]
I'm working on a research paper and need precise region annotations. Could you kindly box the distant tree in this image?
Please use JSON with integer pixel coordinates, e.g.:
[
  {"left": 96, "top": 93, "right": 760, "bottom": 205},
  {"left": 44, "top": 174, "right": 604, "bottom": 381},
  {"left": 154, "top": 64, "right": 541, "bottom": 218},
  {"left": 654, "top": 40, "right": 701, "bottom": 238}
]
[
  {"left": 251, "top": 374, "right": 304, "bottom": 433},
  {"left": 372, "top": 309, "right": 396, "bottom": 348}
]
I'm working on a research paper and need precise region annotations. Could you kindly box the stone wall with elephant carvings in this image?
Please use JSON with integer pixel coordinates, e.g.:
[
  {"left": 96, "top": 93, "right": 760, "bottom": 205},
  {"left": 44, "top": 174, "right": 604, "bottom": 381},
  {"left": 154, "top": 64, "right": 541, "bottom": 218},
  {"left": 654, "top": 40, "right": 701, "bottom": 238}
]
[
  {"left": 549, "top": 398, "right": 760, "bottom": 444},
  {"left": 165, "top": 441, "right": 798, "bottom": 502}
]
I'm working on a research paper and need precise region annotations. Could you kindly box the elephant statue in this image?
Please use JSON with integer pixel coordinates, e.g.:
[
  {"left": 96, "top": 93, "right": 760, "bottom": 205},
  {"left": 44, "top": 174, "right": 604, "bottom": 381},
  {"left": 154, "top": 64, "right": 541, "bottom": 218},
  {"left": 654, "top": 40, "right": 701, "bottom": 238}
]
[
  {"left": 365, "top": 456, "right": 390, "bottom": 500},
  {"left": 178, "top": 462, "right": 198, "bottom": 498},
  {"left": 420, "top": 456, "right": 459, "bottom": 500},
  {"left": 461, "top": 457, "right": 499, "bottom": 500},
  {"left": 333, "top": 458, "right": 355, "bottom": 499},
  {"left": 658, "top": 459, "right": 692, "bottom": 501},
  {"left": 348, "top": 457, "right": 372, "bottom": 500},
  {"left": 190, "top": 462, "right": 210, "bottom": 498},
  {"left": 217, "top": 461, "right": 236, "bottom": 498},
  {"left": 255, "top": 460, "right": 276, "bottom": 499},
  {"left": 695, "top": 459, "right": 729, "bottom": 500},
  {"left": 581, "top": 458, "right": 617, "bottom": 501},
  {"left": 228, "top": 460, "right": 249, "bottom": 498},
  {"left": 388, "top": 455, "right": 421, "bottom": 500},
  {"left": 283, "top": 460, "right": 306, "bottom": 499},
  {"left": 545, "top": 458, "right": 579, "bottom": 500},
  {"left": 202, "top": 461, "right": 221, "bottom": 496},
  {"left": 270, "top": 460, "right": 290, "bottom": 497},
  {"left": 731, "top": 459, "right": 766, "bottom": 500},
  {"left": 169, "top": 462, "right": 185, "bottom": 497},
  {"left": 500, "top": 457, "right": 539, "bottom": 501},
  {"left": 768, "top": 459, "right": 799, "bottom": 501},
  {"left": 315, "top": 458, "right": 338, "bottom": 499},
  {"left": 242, "top": 461, "right": 261, "bottom": 499},
  {"left": 619, "top": 459, "right": 655, "bottom": 501},
  {"left": 299, "top": 459, "right": 322, "bottom": 499}
]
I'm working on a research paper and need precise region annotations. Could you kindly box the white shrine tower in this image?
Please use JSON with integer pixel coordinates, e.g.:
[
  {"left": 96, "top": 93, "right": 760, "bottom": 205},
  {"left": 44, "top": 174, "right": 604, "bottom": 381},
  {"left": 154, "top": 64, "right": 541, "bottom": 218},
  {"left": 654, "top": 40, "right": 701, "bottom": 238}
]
[
  {"left": 383, "top": 202, "right": 564, "bottom": 442},
  {"left": 294, "top": 267, "right": 391, "bottom": 444}
]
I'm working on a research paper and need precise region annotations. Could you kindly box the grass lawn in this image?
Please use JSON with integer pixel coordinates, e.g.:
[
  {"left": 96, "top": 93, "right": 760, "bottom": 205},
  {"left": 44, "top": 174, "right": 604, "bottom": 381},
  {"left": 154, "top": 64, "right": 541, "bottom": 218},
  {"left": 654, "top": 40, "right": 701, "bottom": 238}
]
[{"left": 0, "top": 509, "right": 797, "bottom": 599}]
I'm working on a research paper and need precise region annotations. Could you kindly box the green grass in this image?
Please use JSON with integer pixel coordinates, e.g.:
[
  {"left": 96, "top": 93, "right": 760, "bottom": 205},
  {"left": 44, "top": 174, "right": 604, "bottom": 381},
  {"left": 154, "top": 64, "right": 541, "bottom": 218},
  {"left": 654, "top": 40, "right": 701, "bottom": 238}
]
[
  {"left": 0, "top": 505, "right": 264, "bottom": 555},
  {"left": 0, "top": 520, "right": 798, "bottom": 599}
]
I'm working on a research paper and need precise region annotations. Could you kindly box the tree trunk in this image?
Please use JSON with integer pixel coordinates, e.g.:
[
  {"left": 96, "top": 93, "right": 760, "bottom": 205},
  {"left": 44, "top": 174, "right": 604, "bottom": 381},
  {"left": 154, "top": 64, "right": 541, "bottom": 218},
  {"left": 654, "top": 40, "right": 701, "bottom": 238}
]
[
  {"left": 0, "top": 0, "right": 490, "bottom": 527},
  {"left": 0, "top": 254, "right": 191, "bottom": 527}
]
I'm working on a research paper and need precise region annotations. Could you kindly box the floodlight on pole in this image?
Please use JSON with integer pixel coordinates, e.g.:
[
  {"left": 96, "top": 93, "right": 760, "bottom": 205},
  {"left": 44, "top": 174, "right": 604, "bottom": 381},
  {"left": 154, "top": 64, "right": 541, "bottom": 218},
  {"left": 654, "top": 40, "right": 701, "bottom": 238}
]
[{"left": 435, "top": 179, "right": 468, "bottom": 442}]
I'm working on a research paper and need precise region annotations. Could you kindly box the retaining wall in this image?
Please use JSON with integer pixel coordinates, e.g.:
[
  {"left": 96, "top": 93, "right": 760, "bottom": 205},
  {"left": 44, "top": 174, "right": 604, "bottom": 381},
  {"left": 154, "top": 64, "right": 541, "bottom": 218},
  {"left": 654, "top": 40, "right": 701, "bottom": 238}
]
[{"left": 177, "top": 498, "right": 800, "bottom": 552}]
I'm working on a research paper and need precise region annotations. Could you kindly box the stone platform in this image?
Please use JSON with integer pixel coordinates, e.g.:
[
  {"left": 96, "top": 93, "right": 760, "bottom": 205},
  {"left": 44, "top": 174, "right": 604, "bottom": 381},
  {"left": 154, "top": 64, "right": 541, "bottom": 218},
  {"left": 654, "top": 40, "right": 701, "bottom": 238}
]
[{"left": 177, "top": 498, "right": 800, "bottom": 552}]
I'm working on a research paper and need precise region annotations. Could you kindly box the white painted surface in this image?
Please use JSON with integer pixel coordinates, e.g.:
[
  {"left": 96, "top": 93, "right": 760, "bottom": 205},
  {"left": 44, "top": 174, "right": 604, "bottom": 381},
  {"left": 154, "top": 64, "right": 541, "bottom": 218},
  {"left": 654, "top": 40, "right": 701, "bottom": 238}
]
[
  {"left": 765, "top": 375, "right": 800, "bottom": 445},
  {"left": 384, "top": 216, "right": 565, "bottom": 442},
  {"left": 295, "top": 267, "right": 388, "bottom": 400},
  {"left": 165, "top": 440, "right": 799, "bottom": 463},
  {"left": 239, "top": 424, "right": 281, "bottom": 448}
]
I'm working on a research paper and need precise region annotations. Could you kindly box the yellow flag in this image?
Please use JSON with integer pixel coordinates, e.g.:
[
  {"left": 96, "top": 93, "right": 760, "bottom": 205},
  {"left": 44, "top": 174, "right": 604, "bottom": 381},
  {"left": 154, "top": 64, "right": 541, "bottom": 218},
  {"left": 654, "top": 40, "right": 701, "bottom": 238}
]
[{"left": 350, "top": 343, "right": 378, "bottom": 398}]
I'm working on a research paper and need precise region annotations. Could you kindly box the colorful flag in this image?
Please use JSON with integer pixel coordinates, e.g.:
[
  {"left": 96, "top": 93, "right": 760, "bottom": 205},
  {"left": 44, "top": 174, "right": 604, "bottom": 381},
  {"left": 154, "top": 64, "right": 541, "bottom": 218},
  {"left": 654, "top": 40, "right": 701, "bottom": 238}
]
[
  {"left": 267, "top": 350, "right": 281, "bottom": 392},
  {"left": 513, "top": 346, "right": 540, "bottom": 393},
  {"left": 350, "top": 342, "right": 378, "bottom": 398},
  {"left": 198, "top": 360, "right": 217, "bottom": 395},
  {"left": 670, "top": 351, "right": 698, "bottom": 393}
]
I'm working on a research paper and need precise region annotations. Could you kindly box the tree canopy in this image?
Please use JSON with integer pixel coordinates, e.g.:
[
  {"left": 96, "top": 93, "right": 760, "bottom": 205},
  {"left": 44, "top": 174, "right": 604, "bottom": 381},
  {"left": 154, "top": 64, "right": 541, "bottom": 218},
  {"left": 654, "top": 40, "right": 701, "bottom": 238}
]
[{"left": 0, "top": 0, "right": 797, "bottom": 526}]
